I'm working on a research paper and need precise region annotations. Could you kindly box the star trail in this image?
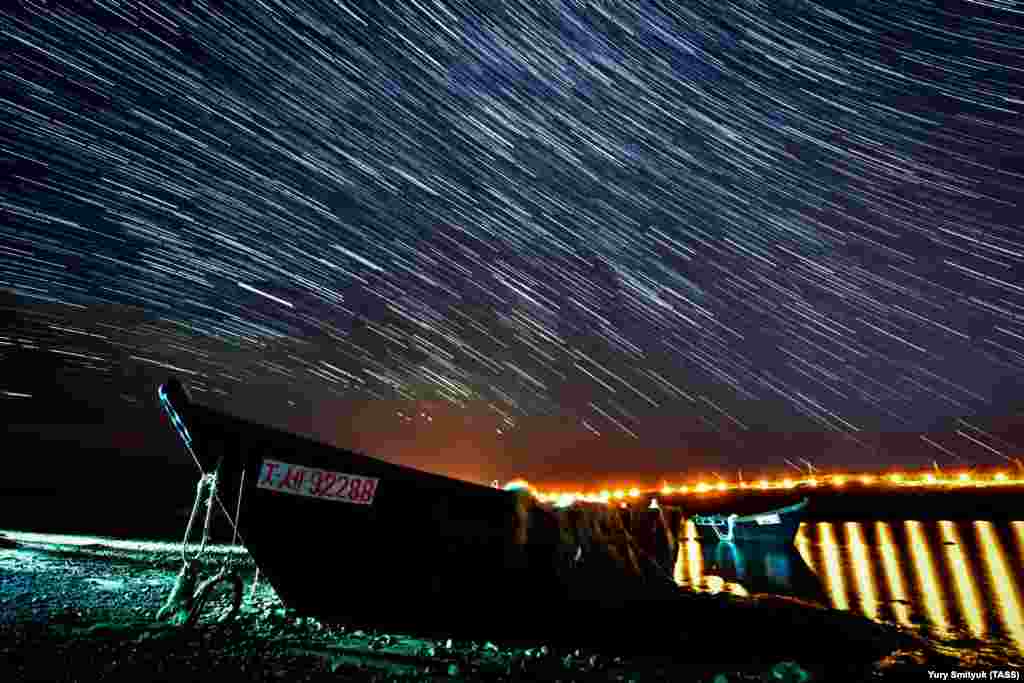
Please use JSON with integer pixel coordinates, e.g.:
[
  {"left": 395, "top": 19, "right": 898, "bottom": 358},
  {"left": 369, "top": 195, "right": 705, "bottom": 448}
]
[{"left": 3, "top": 0, "right": 1024, "bottom": 480}]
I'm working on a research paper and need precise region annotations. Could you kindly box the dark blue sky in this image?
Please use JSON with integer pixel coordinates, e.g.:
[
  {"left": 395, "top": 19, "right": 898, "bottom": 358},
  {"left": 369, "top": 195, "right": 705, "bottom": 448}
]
[{"left": 3, "top": 0, "right": 1024, "bottom": 483}]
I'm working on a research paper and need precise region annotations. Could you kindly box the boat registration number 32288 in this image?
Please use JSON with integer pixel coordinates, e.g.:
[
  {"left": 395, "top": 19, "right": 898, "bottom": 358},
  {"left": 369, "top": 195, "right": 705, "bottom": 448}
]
[{"left": 257, "top": 459, "right": 379, "bottom": 505}]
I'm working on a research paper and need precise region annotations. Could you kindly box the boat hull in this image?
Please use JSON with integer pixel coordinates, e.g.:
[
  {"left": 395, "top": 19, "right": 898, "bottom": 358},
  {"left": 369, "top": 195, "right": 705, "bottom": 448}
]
[{"left": 157, "top": 379, "right": 686, "bottom": 647}]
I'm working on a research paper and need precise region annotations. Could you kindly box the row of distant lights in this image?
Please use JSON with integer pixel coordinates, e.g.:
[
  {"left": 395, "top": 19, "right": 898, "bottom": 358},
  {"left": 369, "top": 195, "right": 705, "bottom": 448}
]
[{"left": 504, "top": 471, "right": 1022, "bottom": 508}]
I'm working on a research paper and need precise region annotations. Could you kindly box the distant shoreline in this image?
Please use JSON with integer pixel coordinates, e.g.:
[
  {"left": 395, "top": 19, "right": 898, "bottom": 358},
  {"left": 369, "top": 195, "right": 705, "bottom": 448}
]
[{"left": 662, "top": 486, "right": 1024, "bottom": 521}]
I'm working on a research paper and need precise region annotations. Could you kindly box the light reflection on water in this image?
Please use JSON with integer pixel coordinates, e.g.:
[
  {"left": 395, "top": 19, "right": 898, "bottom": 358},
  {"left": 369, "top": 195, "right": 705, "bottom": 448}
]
[
  {"left": 905, "top": 520, "right": 950, "bottom": 635},
  {"left": 875, "top": 522, "right": 913, "bottom": 627},
  {"left": 976, "top": 522, "right": 1024, "bottom": 651},
  {"left": 819, "top": 522, "right": 849, "bottom": 611},
  {"left": 677, "top": 519, "right": 1024, "bottom": 653},
  {"left": 940, "top": 521, "right": 985, "bottom": 640},
  {"left": 846, "top": 522, "right": 879, "bottom": 620},
  {"left": 1013, "top": 522, "right": 1024, "bottom": 571}
]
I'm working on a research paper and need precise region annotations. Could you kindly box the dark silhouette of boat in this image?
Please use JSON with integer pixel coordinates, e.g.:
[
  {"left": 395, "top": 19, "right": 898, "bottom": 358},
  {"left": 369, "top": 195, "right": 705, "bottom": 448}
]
[
  {"left": 156, "top": 378, "right": 688, "bottom": 647},
  {"left": 690, "top": 498, "right": 809, "bottom": 545}
]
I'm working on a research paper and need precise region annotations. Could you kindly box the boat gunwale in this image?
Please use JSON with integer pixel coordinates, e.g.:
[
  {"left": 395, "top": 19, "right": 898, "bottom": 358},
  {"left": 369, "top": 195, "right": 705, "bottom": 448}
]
[
  {"left": 158, "top": 378, "right": 517, "bottom": 499},
  {"left": 691, "top": 498, "right": 809, "bottom": 526}
]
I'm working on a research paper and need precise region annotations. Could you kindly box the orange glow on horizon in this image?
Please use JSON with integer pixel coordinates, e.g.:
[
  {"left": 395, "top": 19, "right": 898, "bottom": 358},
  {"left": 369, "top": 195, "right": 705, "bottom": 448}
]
[{"left": 522, "top": 468, "right": 1022, "bottom": 500}]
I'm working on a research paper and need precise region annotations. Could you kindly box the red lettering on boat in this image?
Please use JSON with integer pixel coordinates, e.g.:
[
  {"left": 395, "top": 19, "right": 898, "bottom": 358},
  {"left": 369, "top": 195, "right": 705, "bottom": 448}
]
[
  {"left": 348, "top": 478, "right": 364, "bottom": 502},
  {"left": 257, "top": 459, "right": 378, "bottom": 504},
  {"left": 280, "top": 466, "right": 306, "bottom": 491},
  {"left": 331, "top": 476, "right": 349, "bottom": 498},
  {"left": 360, "top": 479, "right": 379, "bottom": 503},
  {"left": 261, "top": 462, "right": 280, "bottom": 485},
  {"left": 316, "top": 472, "right": 337, "bottom": 497}
]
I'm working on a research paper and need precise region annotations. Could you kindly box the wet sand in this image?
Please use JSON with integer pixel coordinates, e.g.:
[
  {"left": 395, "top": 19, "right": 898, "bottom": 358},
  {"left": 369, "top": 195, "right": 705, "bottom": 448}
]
[{"left": 3, "top": 531, "right": 1017, "bottom": 682}]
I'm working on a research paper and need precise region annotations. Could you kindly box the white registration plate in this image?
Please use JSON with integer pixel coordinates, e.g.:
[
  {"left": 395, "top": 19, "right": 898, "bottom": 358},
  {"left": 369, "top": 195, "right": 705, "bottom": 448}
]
[{"left": 257, "top": 459, "right": 379, "bottom": 505}]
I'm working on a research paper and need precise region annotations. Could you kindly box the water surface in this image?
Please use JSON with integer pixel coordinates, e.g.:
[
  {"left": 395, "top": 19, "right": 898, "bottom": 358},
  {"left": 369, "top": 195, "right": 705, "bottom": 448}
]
[{"left": 676, "top": 519, "right": 1024, "bottom": 655}]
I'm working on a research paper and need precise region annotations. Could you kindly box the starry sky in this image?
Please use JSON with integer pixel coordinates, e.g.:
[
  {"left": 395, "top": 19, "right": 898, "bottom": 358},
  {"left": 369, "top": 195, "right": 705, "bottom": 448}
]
[{"left": 3, "top": 0, "right": 1024, "bottom": 486}]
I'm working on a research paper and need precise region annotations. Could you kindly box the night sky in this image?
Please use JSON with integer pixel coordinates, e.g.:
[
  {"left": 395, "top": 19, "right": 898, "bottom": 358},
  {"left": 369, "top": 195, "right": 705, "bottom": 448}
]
[{"left": 3, "top": 0, "right": 1024, "bottom": 487}]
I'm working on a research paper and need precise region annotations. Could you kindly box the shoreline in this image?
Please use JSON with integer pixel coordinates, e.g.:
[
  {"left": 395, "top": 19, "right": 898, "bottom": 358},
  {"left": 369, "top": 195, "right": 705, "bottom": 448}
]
[{"left": 2, "top": 530, "right": 1020, "bottom": 681}]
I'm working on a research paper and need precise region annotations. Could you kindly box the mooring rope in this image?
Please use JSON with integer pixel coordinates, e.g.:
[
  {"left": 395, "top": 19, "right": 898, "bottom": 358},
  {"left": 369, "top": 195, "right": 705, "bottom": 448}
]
[
  {"left": 159, "top": 457, "right": 249, "bottom": 626},
  {"left": 180, "top": 471, "right": 218, "bottom": 565}
]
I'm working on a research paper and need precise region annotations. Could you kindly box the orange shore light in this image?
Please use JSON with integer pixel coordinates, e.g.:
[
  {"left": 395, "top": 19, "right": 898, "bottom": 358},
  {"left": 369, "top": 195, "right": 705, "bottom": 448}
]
[{"left": 526, "top": 468, "right": 1024, "bottom": 504}]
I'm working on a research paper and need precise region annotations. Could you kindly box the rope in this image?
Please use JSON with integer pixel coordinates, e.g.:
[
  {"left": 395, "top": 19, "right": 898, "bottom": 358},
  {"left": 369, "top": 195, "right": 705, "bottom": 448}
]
[
  {"left": 155, "top": 559, "right": 199, "bottom": 623},
  {"left": 161, "top": 458, "right": 272, "bottom": 627},
  {"left": 180, "top": 472, "right": 217, "bottom": 564},
  {"left": 231, "top": 467, "right": 245, "bottom": 547},
  {"left": 184, "top": 566, "right": 243, "bottom": 627},
  {"left": 178, "top": 456, "right": 222, "bottom": 565},
  {"left": 180, "top": 465, "right": 247, "bottom": 626},
  {"left": 159, "top": 470, "right": 218, "bottom": 624},
  {"left": 227, "top": 466, "right": 265, "bottom": 602},
  {"left": 224, "top": 467, "right": 245, "bottom": 570}
]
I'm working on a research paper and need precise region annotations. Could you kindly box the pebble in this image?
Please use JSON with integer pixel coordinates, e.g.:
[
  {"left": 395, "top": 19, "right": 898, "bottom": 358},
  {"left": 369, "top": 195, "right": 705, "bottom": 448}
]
[{"left": 1, "top": 539, "right": 1001, "bottom": 680}]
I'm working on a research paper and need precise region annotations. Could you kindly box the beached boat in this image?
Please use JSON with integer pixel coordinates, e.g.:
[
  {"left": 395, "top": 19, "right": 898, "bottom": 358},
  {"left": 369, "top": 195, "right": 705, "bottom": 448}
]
[
  {"left": 156, "top": 378, "right": 685, "bottom": 646},
  {"left": 690, "top": 498, "right": 809, "bottom": 545}
]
